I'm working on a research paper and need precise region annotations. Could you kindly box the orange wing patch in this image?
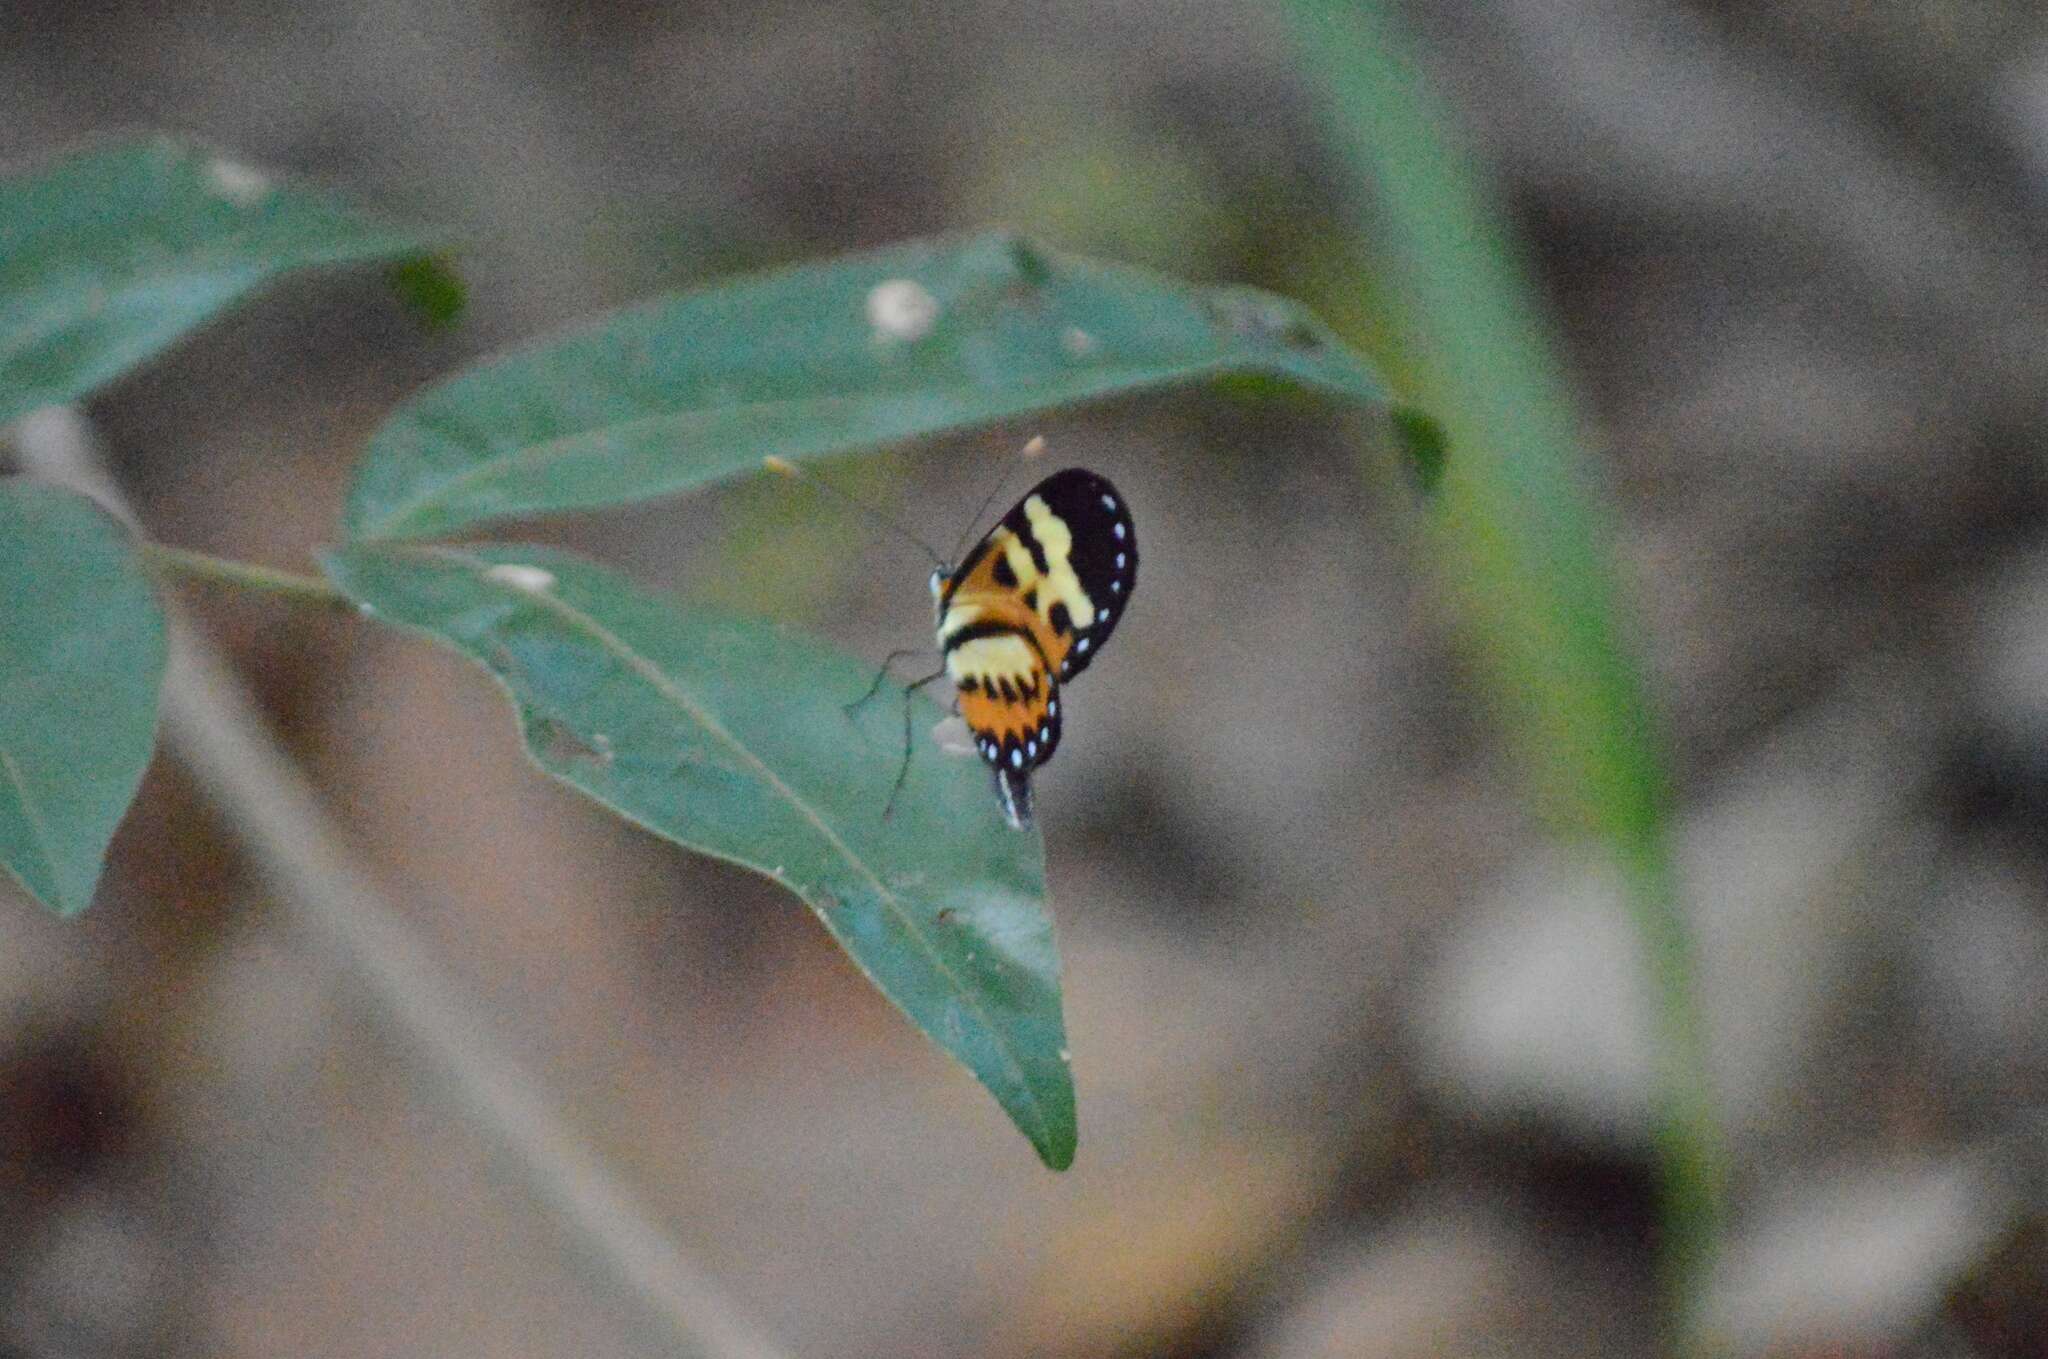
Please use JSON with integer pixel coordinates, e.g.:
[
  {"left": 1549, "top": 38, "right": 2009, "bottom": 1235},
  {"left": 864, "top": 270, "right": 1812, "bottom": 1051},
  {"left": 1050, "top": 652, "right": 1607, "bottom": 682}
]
[{"left": 946, "top": 626, "right": 1061, "bottom": 767}]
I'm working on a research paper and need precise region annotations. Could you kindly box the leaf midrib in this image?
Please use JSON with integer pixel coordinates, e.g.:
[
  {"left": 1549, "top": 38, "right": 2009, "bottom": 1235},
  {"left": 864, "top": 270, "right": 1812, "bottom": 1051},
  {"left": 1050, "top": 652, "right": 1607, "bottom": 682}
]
[
  {"left": 356, "top": 349, "right": 1367, "bottom": 538},
  {"left": 407, "top": 545, "right": 1052, "bottom": 1140}
]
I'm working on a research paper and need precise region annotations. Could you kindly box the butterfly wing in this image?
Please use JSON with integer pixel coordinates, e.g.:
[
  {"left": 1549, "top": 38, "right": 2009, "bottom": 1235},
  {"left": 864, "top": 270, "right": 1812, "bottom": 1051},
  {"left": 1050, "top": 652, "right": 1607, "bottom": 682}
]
[
  {"left": 1007, "top": 467, "right": 1136, "bottom": 681},
  {"left": 942, "top": 468, "right": 1137, "bottom": 681},
  {"left": 937, "top": 466, "right": 1135, "bottom": 828},
  {"left": 953, "top": 646, "right": 1059, "bottom": 830}
]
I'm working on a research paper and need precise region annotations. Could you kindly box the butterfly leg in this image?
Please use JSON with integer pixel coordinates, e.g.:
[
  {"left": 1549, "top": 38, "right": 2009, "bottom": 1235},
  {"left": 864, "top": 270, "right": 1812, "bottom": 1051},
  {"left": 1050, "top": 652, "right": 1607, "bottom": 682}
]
[
  {"left": 844, "top": 648, "right": 930, "bottom": 717},
  {"left": 882, "top": 668, "right": 949, "bottom": 822}
]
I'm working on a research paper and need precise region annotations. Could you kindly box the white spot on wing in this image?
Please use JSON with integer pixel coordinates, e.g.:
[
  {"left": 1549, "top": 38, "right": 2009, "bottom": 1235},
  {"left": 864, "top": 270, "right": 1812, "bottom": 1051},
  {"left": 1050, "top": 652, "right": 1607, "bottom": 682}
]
[
  {"left": 1116, "top": 552, "right": 1126, "bottom": 568},
  {"left": 1010, "top": 747, "right": 1024, "bottom": 768},
  {"left": 1113, "top": 522, "right": 1126, "bottom": 540},
  {"left": 1111, "top": 580, "right": 1121, "bottom": 593},
  {"left": 1076, "top": 637, "right": 1091, "bottom": 653},
  {"left": 867, "top": 278, "right": 939, "bottom": 341},
  {"left": 1101, "top": 494, "right": 1116, "bottom": 511},
  {"left": 1048, "top": 699, "right": 1058, "bottom": 716},
  {"left": 1026, "top": 740, "right": 1037, "bottom": 758}
]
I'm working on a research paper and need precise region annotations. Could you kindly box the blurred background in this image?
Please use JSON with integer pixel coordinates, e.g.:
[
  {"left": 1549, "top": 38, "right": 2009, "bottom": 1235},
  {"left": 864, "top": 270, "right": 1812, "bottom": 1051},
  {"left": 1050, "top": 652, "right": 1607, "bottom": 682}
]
[{"left": 6, "top": 1, "right": 2048, "bottom": 1354}]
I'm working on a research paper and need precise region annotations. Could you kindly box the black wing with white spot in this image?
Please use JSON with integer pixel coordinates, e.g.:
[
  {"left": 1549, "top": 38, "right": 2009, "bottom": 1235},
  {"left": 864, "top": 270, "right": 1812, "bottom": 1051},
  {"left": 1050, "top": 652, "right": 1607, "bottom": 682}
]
[{"left": 1001, "top": 467, "right": 1137, "bottom": 682}]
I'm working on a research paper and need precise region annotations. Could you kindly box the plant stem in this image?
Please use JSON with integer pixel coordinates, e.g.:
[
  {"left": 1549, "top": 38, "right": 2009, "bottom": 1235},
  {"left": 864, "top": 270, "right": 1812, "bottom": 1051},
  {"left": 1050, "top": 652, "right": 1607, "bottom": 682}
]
[
  {"left": 1278, "top": 0, "right": 1727, "bottom": 1349},
  {"left": 141, "top": 541, "right": 351, "bottom": 609},
  {"left": 1624, "top": 832, "right": 1728, "bottom": 1349},
  {"left": 18, "top": 407, "right": 793, "bottom": 1359}
]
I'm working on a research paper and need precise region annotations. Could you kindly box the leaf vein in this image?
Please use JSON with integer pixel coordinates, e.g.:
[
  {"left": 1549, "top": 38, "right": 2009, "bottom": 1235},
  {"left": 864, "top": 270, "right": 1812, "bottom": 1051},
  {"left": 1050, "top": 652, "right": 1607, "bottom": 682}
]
[{"left": 0, "top": 746, "right": 62, "bottom": 901}]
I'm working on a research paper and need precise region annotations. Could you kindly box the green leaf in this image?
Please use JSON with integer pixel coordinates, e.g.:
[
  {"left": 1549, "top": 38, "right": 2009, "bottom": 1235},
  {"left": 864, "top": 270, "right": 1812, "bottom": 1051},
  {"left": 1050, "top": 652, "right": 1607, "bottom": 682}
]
[
  {"left": 321, "top": 541, "right": 1076, "bottom": 1168},
  {"left": 0, "top": 134, "right": 440, "bottom": 426},
  {"left": 343, "top": 230, "right": 1406, "bottom": 541},
  {"left": 0, "top": 480, "right": 166, "bottom": 916}
]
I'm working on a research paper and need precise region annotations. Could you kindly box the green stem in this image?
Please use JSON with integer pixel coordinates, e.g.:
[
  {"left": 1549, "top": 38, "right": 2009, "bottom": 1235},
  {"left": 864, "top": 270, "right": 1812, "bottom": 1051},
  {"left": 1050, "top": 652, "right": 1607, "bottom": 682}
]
[
  {"left": 141, "top": 542, "right": 350, "bottom": 609},
  {"left": 1624, "top": 832, "right": 1729, "bottom": 1352},
  {"left": 1277, "top": 0, "right": 1727, "bottom": 1349}
]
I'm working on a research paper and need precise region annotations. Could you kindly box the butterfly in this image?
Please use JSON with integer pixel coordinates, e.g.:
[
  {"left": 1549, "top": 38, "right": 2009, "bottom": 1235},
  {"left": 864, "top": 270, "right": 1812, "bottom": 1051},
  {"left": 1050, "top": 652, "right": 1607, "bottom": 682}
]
[{"left": 930, "top": 467, "right": 1137, "bottom": 829}]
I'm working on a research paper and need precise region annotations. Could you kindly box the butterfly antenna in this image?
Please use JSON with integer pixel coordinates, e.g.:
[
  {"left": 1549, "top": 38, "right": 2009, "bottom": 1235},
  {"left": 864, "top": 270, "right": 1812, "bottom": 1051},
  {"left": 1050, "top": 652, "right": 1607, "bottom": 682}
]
[
  {"left": 763, "top": 456, "right": 946, "bottom": 567},
  {"left": 946, "top": 434, "right": 1048, "bottom": 566}
]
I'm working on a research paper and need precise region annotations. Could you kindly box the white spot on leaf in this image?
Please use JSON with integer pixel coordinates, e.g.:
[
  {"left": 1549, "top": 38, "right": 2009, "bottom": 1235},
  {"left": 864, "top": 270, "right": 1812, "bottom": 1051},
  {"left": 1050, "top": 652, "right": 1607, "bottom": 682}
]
[
  {"left": 484, "top": 563, "right": 556, "bottom": 593},
  {"left": 208, "top": 157, "right": 271, "bottom": 205},
  {"left": 932, "top": 715, "right": 976, "bottom": 756},
  {"left": 867, "top": 278, "right": 939, "bottom": 341}
]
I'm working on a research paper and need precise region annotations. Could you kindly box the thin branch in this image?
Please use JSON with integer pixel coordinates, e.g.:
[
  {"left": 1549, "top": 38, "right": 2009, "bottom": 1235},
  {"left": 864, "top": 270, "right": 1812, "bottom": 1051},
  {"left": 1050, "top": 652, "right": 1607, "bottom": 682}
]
[{"left": 11, "top": 405, "right": 791, "bottom": 1359}]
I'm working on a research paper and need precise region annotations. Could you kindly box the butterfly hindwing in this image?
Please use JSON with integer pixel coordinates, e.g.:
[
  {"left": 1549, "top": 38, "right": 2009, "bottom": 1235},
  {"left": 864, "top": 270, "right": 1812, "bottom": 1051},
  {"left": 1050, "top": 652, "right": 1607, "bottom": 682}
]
[{"left": 956, "top": 659, "right": 1060, "bottom": 771}]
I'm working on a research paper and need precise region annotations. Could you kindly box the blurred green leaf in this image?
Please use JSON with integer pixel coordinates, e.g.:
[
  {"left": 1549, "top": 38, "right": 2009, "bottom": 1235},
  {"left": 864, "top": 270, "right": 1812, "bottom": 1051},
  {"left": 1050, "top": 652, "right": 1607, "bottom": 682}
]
[
  {"left": 1279, "top": 0, "right": 1721, "bottom": 1334},
  {"left": 0, "top": 134, "right": 439, "bottom": 426},
  {"left": 343, "top": 230, "right": 1423, "bottom": 541},
  {"left": 0, "top": 480, "right": 166, "bottom": 916},
  {"left": 384, "top": 253, "right": 467, "bottom": 330},
  {"left": 1280, "top": 9, "right": 1664, "bottom": 849},
  {"left": 321, "top": 541, "right": 1075, "bottom": 1168}
]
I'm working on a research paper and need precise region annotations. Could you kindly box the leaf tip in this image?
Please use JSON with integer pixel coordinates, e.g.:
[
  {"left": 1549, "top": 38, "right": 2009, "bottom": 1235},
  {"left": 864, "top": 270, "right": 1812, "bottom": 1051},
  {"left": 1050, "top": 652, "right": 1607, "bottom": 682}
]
[
  {"left": 385, "top": 253, "right": 467, "bottom": 330},
  {"left": 4, "top": 861, "right": 96, "bottom": 920},
  {"left": 1036, "top": 1123, "right": 1077, "bottom": 1172},
  {"left": 1390, "top": 403, "right": 1448, "bottom": 499}
]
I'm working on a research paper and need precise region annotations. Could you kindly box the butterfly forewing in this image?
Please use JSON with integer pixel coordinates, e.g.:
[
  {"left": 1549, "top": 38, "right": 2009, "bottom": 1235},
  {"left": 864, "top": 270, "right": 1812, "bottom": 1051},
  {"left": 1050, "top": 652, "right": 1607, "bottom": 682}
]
[{"left": 1000, "top": 468, "right": 1136, "bottom": 681}]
